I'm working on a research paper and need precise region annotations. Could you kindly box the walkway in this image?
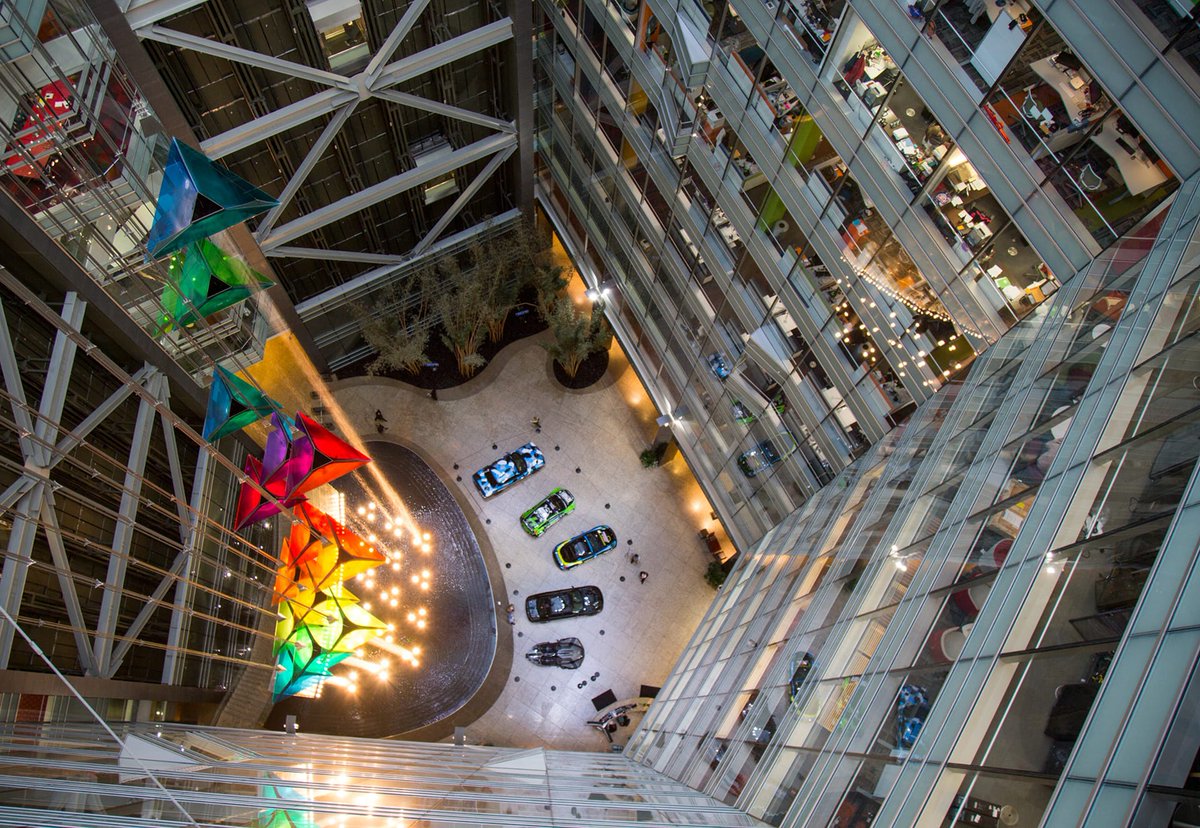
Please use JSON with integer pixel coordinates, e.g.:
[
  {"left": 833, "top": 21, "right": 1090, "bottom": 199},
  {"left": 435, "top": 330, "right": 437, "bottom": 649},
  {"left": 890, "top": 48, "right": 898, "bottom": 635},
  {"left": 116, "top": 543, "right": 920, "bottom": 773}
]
[{"left": 332, "top": 334, "right": 724, "bottom": 750}]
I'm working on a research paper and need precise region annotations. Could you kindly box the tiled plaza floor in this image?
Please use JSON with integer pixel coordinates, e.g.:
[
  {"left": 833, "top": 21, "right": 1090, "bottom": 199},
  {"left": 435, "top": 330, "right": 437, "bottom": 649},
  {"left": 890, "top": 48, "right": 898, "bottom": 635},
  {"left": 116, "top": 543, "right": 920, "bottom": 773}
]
[{"left": 330, "top": 334, "right": 727, "bottom": 751}]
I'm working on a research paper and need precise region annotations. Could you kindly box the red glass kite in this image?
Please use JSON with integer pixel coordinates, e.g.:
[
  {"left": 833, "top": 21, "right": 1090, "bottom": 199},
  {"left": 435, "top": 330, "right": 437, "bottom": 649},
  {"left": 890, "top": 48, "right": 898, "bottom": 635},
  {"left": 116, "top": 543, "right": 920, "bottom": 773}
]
[{"left": 286, "top": 412, "right": 370, "bottom": 499}]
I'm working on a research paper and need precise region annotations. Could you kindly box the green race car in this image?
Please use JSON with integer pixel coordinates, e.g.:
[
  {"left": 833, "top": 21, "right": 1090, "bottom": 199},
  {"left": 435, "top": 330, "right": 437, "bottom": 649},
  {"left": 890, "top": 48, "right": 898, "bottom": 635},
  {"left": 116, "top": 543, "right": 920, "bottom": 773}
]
[{"left": 520, "top": 487, "right": 576, "bottom": 537}]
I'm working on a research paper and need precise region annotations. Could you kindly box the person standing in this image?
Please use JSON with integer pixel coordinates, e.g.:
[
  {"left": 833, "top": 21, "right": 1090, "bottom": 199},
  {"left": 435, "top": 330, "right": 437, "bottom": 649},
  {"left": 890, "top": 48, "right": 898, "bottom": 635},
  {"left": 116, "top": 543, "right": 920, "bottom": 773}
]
[
  {"left": 639, "top": 571, "right": 649, "bottom": 584},
  {"left": 374, "top": 410, "right": 388, "bottom": 434},
  {"left": 505, "top": 604, "right": 516, "bottom": 625},
  {"left": 629, "top": 552, "right": 640, "bottom": 565}
]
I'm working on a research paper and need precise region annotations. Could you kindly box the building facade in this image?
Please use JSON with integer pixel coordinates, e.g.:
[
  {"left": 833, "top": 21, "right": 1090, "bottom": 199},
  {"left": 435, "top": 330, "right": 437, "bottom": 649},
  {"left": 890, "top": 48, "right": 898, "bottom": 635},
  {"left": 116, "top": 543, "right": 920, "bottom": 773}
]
[
  {"left": 532, "top": 0, "right": 1197, "bottom": 549},
  {"left": 534, "top": 0, "right": 1200, "bottom": 824}
]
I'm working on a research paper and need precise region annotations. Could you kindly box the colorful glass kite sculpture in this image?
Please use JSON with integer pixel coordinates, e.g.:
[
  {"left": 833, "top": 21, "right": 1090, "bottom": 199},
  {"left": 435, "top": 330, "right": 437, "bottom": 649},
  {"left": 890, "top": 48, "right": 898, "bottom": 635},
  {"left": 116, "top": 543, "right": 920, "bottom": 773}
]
[
  {"left": 234, "top": 455, "right": 287, "bottom": 530},
  {"left": 202, "top": 366, "right": 285, "bottom": 442},
  {"left": 229, "top": 413, "right": 385, "bottom": 700},
  {"left": 232, "top": 414, "right": 370, "bottom": 529},
  {"left": 270, "top": 514, "right": 388, "bottom": 699},
  {"left": 288, "top": 413, "right": 372, "bottom": 498},
  {"left": 285, "top": 508, "right": 386, "bottom": 597},
  {"left": 145, "top": 138, "right": 279, "bottom": 261},
  {"left": 273, "top": 639, "right": 351, "bottom": 698},
  {"left": 312, "top": 590, "right": 387, "bottom": 654},
  {"left": 157, "top": 237, "right": 274, "bottom": 333},
  {"left": 273, "top": 504, "right": 328, "bottom": 606},
  {"left": 256, "top": 778, "right": 317, "bottom": 828},
  {"left": 256, "top": 808, "right": 317, "bottom": 828}
]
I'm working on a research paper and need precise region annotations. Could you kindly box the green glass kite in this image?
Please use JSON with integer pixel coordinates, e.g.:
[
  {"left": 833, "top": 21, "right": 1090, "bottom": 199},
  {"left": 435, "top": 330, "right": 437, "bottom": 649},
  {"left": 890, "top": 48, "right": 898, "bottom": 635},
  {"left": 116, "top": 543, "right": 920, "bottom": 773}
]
[
  {"left": 202, "top": 365, "right": 284, "bottom": 442},
  {"left": 158, "top": 238, "right": 274, "bottom": 333}
]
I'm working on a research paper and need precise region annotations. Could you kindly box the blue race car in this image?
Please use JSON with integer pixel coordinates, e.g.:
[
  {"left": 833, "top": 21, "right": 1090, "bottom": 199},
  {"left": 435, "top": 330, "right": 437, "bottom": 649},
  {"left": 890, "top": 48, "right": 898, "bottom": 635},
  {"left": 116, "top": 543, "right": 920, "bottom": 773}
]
[
  {"left": 554, "top": 525, "right": 617, "bottom": 570},
  {"left": 737, "top": 432, "right": 798, "bottom": 478},
  {"left": 896, "top": 684, "right": 931, "bottom": 750},
  {"left": 472, "top": 442, "right": 545, "bottom": 498}
]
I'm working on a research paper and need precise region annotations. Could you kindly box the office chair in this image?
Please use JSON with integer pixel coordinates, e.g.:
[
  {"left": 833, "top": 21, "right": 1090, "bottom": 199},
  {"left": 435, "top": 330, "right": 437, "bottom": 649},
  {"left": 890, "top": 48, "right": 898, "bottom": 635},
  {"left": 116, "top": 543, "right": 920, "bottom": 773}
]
[{"left": 1079, "top": 164, "right": 1103, "bottom": 191}]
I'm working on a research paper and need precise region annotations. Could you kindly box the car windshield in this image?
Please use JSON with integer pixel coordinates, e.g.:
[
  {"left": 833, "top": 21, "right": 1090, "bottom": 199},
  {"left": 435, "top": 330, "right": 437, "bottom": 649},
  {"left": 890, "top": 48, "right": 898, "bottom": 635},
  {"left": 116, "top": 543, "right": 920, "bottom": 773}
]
[
  {"left": 490, "top": 456, "right": 524, "bottom": 484},
  {"left": 760, "top": 440, "right": 780, "bottom": 463},
  {"left": 562, "top": 539, "right": 588, "bottom": 562},
  {"left": 547, "top": 495, "right": 565, "bottom": 511},
  {"left": 591, "top": 527, "right": 613, "bottom": 546}
]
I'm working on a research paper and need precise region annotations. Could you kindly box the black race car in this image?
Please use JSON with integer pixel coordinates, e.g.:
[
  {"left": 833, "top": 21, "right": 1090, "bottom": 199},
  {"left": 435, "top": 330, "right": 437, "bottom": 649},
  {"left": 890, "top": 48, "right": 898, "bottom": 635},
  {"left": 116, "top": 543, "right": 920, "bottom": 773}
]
[{"left": 525, "top": 585, "right": 603, "bottom": 623}]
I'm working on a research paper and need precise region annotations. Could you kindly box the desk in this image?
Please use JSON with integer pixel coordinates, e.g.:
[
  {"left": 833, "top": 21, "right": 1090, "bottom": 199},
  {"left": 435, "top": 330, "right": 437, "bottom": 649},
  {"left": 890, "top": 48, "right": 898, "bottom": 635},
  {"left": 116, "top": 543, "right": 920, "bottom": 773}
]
[
  {"left": 1090, "top": 118, "right": 1169, "bottom": 196},
  {"left": 841, "top": 218, "right": 868, "bottom": 247},
  {"left": 971, "top": 0, "right": 1030, "bottom": 85},
  {"left": 966, "top": 223, "right": 993, "bottom": 246},
  {"left": 717, "top": 222, "right": 741, "bottom": 247},
  {"left": 972, "top": 0, "right": 1029, "bottom": 24},
  {"left": 773, "top": 308, "right": 799, "bottom": 336},
  {"left": 862, "top": 55, "right": 891, "bottom": 81},
  {"left": 1031, "top": 58, "right": 1089, "bottom": 121}
]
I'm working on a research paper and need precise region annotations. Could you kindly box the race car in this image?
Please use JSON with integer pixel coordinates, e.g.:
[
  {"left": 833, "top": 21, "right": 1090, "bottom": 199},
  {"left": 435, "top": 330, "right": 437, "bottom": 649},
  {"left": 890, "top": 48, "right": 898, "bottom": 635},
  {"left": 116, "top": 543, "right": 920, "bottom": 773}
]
[
  {"left": 736, "top": 432, "right": 798, "bottom": 478},
  {"left": 472, "top": 442, "right": 545, "bottom": 498},
  {"left": 520, "top": 487, "right": 576, "bottom": 537},
  {"left": 553, "top": 525, "right": 617, "bottom": 570},
  {"left": 525, "top": 585, "right": 604, "bottom": 622}
]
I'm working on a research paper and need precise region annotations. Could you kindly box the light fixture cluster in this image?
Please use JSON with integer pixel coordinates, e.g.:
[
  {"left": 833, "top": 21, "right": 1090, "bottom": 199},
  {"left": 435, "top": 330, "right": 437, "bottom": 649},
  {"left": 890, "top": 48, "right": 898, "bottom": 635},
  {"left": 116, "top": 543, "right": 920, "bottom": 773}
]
[{"left": 352, "top": 500, "right": 431, "bottom": 665}]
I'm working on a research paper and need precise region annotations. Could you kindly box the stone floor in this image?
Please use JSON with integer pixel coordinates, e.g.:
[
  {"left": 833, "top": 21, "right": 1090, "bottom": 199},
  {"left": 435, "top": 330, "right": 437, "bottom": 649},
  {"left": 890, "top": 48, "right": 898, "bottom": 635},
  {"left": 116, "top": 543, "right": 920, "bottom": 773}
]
[{"left": 329, "top": 334, "right": 725, "bottom": 751}]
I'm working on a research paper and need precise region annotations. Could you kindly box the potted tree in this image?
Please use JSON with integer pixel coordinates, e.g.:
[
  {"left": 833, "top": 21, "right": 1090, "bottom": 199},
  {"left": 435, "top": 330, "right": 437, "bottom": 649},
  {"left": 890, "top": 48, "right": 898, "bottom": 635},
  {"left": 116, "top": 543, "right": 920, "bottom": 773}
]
[
  {"left": 541, "top": 298, "right": 613, "bottom": 388},
  {"left": 355, "top": 280, "right": 431, "bottom": 376},
  {"left": 432, "top": 253, "right": 490, "bottom": 378}
]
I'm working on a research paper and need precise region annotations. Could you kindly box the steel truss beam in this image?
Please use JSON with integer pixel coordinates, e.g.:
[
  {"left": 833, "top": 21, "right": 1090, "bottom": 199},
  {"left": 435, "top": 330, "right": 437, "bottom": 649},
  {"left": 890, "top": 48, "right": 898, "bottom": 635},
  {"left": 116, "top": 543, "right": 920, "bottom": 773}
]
[
  {"left": 368, "top": 19, "right": 513, "bottom": 90},
  {"left": 0, "top": 301, "right": 38, "bottom": 460},
  {"left": 92, "top": 371, "right": 163, "bottom": 678},
  {"left": 201, "top": 90, "right": 357, "bottom": 161},
  {"left": 0, "top": 483, "right": 45, "bottom": 667},
  {"left": 161, "top": 450, "right": 210, "bottom": 684},
  {"left": 363, "top": 0, "right": 435, "bottom": 86},
  {"left": 134, "top": 8, "right": 517, "bottom": 272},
  {"left": 39, "top": 490, "right": 98, "bottom": 675},
  {"left": 260, "top": 132, "right": 517, "bottom": 250},
  {"left": 122, "top": 0, "right": 210, "bottom": 31},
  {"left": 268, "top": 247, "right": 407, "bottom": 265},
  {"left": 293, "top": 206, "right": 522, "bottom": 316},
  {"left": 109, "top": 545, "right": 190, "bottom": 678},
  {"left": 252, "top": 102, "right": 360, "bottom": 241},
  {"left": 155, "top": 379, "right": 191, "bottom": 532},
  {"left": 412, "top": 144, "right": 515, "bottom": 256},
  {"left": 0, "top": 364, "right": 155, "bottom": 515},
  {"left": 374, "top": 90, "right": 516, "bottom": 134},
  {"left": 140, "top": 25, "right": 355, "bottom": 91}
]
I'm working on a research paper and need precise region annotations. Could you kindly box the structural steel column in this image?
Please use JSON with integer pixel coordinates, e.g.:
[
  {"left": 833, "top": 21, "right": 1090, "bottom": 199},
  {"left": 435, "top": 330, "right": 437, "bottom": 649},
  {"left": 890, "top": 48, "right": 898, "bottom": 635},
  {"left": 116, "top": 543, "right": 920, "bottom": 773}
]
[
  {"left": 161, "top": 449, "right": 212, "bottom": 685},
  {"left": 0, "top": 293, "right": 86, "bottom": 667},
  {"left": 92, "top": 369, "right": 162, "bottom": 677}
]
